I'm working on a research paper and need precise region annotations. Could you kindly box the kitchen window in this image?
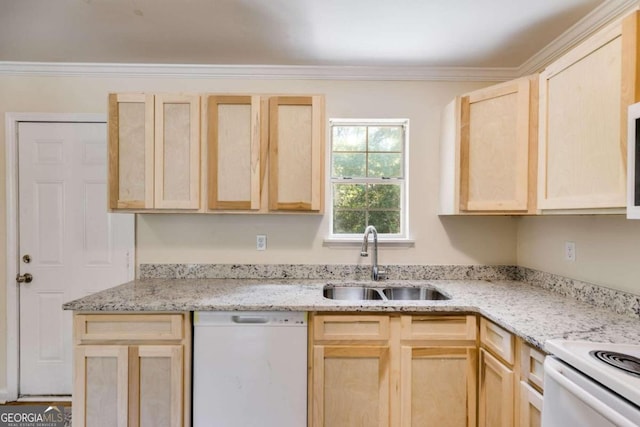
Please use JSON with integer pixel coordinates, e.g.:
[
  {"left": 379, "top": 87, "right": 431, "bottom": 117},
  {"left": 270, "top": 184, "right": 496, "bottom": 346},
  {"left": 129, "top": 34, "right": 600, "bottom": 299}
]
[{"left": 328, "top": 119, "right": 408, "bottom": 239}]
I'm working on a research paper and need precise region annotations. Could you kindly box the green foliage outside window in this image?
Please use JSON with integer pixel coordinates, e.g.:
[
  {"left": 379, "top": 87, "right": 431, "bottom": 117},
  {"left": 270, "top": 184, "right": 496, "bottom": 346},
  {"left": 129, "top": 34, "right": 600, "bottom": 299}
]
[{"left": 331, "top": 123, "right": 406, "bottom": 235}]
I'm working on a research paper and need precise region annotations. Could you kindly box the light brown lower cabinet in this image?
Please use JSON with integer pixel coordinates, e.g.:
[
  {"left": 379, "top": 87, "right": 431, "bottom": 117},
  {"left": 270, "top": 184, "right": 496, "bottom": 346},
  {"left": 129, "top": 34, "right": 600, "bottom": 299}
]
[
  {"left": 309, "top": 314, "right": 477, "bottom": 427},
  {"left": 401, "top": 346, "right": 477, "bottom": 427},
  {"left": 518, "top": 342, "right": 545, "bottom": 427},
  {"left": 478, "top": 348, "right": 515, "bottom": 427},
  {"left": 312, "top": 345, "right": 391, "bottom": 427},
  {"left": 72, "top": 313, "right": 191, "bottom": 427},
  {"left": 519, "top": 381, "right": 543, "bottom": 427}
]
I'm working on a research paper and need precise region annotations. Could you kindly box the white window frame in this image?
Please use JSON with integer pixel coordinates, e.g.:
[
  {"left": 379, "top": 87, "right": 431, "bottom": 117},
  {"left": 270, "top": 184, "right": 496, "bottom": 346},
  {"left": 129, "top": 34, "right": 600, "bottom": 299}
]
[{"left": 327, "top": 118, "right": 410, "bottom": 242}]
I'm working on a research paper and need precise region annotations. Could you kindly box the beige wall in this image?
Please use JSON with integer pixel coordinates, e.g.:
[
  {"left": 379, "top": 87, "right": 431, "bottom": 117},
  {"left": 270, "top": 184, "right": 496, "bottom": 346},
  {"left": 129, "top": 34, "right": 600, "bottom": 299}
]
[
  {"left": 0, "top": 74, "right": 519, "bottom": 394},
  {"left": 517, "top": 216, "right": 640, "bottom": 294},
  {"left": 4, "top": 73, "right": 640, "bottom": 397}
]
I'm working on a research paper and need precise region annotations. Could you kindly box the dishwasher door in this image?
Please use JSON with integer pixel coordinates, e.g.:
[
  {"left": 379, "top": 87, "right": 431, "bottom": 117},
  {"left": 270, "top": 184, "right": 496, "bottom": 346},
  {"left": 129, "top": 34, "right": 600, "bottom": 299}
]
[{"left": 192, "top": 311, "right": 307, "bottom": 427}]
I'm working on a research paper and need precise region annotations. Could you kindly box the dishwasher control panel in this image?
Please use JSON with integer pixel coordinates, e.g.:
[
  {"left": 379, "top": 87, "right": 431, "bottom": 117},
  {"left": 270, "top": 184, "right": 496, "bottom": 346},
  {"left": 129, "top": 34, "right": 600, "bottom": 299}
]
[{"left": 194, "top": 311, "right": 307, "bottom": 326}]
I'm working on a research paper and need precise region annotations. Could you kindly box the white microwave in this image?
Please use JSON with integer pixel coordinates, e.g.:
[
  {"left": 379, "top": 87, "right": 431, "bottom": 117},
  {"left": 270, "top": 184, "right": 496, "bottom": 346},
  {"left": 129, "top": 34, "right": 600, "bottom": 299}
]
[{"left": 628, "top": 102, "right": 640, "bottom": 218}]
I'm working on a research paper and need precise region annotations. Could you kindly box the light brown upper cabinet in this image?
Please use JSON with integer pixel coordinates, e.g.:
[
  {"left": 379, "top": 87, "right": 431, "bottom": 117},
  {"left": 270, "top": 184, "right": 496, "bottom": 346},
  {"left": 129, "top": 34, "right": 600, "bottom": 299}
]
[
  {"left": 109, "top": 93, "right": 155, "bottom": 209},
  {"left": 109, "top": 93, "right": 201, "bottom": 211},
  {"left": 269, "top": 96, "right": 325, "bottom": 212},
  {"left": 155, "top": 94, "right": 201, "bottom": 209},
  {"left": 538, "top": 11, "right": 640, "bottom": 212},
  {"left": 206, "top": 95, "right": 263, "bottom": 210},
  {"left": 110, "top": 92, "right": 325, "bottom": 214},
  {"left": 439, "top": 75, "right": 538, "bottom": 215}
]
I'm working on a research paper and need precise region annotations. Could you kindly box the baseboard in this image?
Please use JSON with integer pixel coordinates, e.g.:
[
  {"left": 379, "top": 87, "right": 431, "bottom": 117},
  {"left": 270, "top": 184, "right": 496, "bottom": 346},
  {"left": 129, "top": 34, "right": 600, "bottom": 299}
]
[
  {"left": 0, "top": 388, "right": 8, "bottom": 404},
  {"left": 16, "top": 396, "right": 72, "bottom": 403}
]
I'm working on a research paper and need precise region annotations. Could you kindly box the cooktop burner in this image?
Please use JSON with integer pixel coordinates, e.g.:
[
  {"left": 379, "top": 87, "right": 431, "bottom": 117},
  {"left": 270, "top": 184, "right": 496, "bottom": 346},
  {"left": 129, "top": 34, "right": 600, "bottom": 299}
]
[{"left": 590, "top": 350, "right": 640, "bottom": 377}]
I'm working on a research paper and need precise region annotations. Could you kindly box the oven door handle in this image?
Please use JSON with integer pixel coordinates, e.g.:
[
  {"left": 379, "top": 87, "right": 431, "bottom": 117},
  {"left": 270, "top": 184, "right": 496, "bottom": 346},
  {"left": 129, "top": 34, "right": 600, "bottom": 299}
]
[{"left": 545, "top": 360, "right": 638, "bottom": 427}]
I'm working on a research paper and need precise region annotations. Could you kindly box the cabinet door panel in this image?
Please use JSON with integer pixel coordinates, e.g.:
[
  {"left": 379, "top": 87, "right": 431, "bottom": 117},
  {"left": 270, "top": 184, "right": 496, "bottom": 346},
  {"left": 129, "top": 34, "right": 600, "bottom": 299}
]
[
  {"left": 269, "top": 96, "right": 324, "bottom": 211},
  {"left": 74, "top": 346, "right": 129, "bottom": 427},
  {"left": 314, "top": 315, "right": 390, "bottom": 341},
  {"left": 207, "top": 95, "right": 261, "bottom": 210},
  {"left": 461, "top": 78, "right": 531, "bottom": 212},
  {"left": 401, "top": 346, "right": 477, "bottom": 427},
  {"left": 401, "top": 315, "right": 476, "bottom": 342},
  {"left": 313, "top": 345, "right": 389, "bottom": 427},
  {"left": 539, "top": 24, "right": 626, "bottom": 209},
  {"left": 480, "top": 318, "right": 515, "bottom": 365},
  {"left": 520, "top": 343, "right": 545, "bottom": 391},
  {"left": 132, "top": 345, "right": 183, "bottom": 427},
  {"left": 75, "top": 314, "right": 184, "bottom": 343},
  {"left": 155, "top": 94, "right": 200, "bottom": 209},
  {"left": 519, "top": 381, "right": 543, "bottom": 427},
  {"left": 479, "top": 348, "right": 514, "bottom": 427},
  {"left": 109, "top": 93, "right": 154, "bottom": 209}
]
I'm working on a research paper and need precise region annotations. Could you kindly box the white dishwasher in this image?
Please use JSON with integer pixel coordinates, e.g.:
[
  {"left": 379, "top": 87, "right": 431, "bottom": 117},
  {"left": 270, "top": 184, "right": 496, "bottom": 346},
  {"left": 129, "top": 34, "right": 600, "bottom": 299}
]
[{"left": 192, "top": 311, "right": 307, "bottom": 427}]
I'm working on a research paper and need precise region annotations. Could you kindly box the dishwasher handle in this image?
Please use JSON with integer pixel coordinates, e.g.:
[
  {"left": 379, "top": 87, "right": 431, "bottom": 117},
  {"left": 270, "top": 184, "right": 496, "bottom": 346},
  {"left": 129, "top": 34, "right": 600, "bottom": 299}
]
[{"left": 231, "top": 315, "right": 269, "bottom": 324}]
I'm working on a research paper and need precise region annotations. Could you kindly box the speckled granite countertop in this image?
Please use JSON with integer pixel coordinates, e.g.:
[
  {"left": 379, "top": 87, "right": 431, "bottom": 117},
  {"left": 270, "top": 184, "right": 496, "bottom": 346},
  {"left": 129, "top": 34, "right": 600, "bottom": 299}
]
[{"left": 63, "top": 278, "right": 640, "bottom": 353}]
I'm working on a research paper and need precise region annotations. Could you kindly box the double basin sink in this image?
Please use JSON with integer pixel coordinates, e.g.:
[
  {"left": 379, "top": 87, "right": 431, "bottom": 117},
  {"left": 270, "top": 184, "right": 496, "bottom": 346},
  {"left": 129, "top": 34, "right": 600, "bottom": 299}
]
[{"left": 323, "top": 283, "right": 449, "bottom": 301}]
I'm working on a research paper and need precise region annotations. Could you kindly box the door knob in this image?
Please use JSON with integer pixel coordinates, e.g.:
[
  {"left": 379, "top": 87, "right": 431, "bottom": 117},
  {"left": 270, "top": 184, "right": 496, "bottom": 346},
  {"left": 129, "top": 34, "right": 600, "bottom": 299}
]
[{"left": 16, "top": 273, "right": 33, "bottom": 283}]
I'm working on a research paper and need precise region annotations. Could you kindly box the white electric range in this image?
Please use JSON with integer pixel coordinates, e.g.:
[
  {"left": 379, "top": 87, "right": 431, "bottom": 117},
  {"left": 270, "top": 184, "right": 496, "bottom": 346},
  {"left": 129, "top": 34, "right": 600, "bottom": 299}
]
[{"left": 542, "top": 339, "right": 640, "bottom": 427}]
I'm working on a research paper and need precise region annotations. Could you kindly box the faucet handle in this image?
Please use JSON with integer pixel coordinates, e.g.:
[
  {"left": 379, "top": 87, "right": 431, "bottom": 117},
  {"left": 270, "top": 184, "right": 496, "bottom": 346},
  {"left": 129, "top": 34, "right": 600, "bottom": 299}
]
[{"left": 372, "top": 268, "right": 387, "bottom": 281}]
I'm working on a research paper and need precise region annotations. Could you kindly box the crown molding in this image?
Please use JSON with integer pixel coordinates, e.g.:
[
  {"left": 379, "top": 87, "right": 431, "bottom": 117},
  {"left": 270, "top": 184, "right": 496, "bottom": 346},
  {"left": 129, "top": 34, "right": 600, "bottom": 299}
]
[
  {"left": 0, "top": 1, "right": 636, "bottom": 82},
  {"left": 0, "top": 61, "right": 520, "bottom": 81},
  {"left": 518, "top": 0, "right": 639, "bottom": 75}
]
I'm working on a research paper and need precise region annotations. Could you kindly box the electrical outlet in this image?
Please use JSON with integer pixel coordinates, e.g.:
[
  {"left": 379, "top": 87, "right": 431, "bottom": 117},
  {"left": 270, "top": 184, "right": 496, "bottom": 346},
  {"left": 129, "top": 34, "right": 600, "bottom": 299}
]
[
  {"left": 565, "top": 241, "right": 576, "bottom": 262},
  {"left": 256, "top": 235, "right": 267, "bottom": 251}
]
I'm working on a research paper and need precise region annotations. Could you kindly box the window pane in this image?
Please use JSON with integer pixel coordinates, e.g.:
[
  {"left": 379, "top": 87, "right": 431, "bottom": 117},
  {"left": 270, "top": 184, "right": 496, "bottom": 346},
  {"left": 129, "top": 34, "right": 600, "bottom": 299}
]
[
  {"left": 333, "top": 126, "right": 366, "bottom": 151},
  {"left": 368, "top": 211, "right": 401, "bottom": 234},
  {"left": 368, "top": 184, "right": 400, "bottom": 209},
  {"left": 334, "top": 210, "right": 366, "bottom": 234},
  {"left": 368, "top": 127, "right": 402, "bottom": 152},
  {"left": 368, "top": 153, "right": 402, "bottom": 177},
  {"left": 333, "top": 183, "right": 366, "bottom": 208},
  {"left": 333, "top": 153, "right": 366, "bottom": 177}
]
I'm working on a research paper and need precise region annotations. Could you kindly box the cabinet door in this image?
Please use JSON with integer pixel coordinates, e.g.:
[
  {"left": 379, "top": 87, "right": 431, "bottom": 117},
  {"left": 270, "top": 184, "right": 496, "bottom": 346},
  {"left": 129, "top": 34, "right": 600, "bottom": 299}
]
[
  {"left": 73, "top": 345, "right": 129, "bottom": 427},
  {"left": 269, "top": 95, "right": 325, "bottom": 212},
  {"left": 131, "top": 345, "right": 184, "bottom": 427},
  {"left": 460, "top": 77, "right": 535, "bottom": 212},
  {"left": 479, "top": 348, "right": 514, "bottom": 427},
  {"left": 538, "top": 17, "right": 636, "bottom": 210},
  {"left": 480, "top": 318, "right": 515, "bottom": 365},
  {"left": 400, "top": 346, "right": 477, "bottom": 427},
  {"left": 520, "top": 343, "right": 545, "bottom": 392},
  {"left": 108, "top": 93, "right": 154, "bottom": 209},
  {"left": 518, "top": 381, "right": 543, "bottom": 427},
  {"left": 207, "top": 95, "right": 262, "bottom": 210},
  {"left": 312, "top": 345, "right": 390, "bottom": 427},
  {"left": 154, "top": 94, "right": 200, "bottom": 209}
]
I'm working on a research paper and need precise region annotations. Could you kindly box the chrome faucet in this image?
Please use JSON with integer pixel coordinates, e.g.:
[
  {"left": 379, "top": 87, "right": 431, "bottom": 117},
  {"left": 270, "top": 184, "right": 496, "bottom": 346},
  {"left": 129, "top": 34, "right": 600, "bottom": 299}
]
[{"left": 360, "top": 225, "right": 386, "bottom": 281}]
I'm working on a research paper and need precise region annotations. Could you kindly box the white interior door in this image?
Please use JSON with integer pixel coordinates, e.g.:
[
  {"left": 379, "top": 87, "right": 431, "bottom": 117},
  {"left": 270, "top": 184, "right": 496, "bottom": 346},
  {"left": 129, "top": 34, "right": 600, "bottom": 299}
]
[{"left": 18, "top": 122, "right": 134, "bottom": 396}]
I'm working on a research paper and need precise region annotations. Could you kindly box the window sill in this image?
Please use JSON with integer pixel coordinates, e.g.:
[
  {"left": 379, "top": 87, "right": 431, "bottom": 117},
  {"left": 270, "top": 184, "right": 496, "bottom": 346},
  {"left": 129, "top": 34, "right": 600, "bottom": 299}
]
[{"left": 323, "top": 238, "right": 415, "bottom": 248}]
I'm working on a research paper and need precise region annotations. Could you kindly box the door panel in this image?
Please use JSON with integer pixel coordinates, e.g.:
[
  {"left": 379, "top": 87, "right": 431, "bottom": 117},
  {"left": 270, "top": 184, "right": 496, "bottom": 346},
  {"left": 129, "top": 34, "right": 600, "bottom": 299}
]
[{"left": 19, "top": 122, "right": 134, "bottom": 395}]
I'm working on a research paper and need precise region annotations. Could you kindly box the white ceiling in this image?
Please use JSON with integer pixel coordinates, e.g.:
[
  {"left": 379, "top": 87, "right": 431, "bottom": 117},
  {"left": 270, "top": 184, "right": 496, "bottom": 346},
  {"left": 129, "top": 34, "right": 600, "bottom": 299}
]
[{"left": 0, "top": 0, "right": 606, "bottom": 68}]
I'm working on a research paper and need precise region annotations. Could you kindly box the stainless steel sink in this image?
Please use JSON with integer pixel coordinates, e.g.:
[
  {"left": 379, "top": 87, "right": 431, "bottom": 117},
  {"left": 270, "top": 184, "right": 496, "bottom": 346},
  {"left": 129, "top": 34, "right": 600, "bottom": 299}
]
[
  {"left": 323, "top": 285, "right": 449, "bottom": 301},
  {"left": 323, "top": 286, "right": 385, "bottom": 300},
  {"left": 381, "top": 287, "right": 448, "bottom": 300}
]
